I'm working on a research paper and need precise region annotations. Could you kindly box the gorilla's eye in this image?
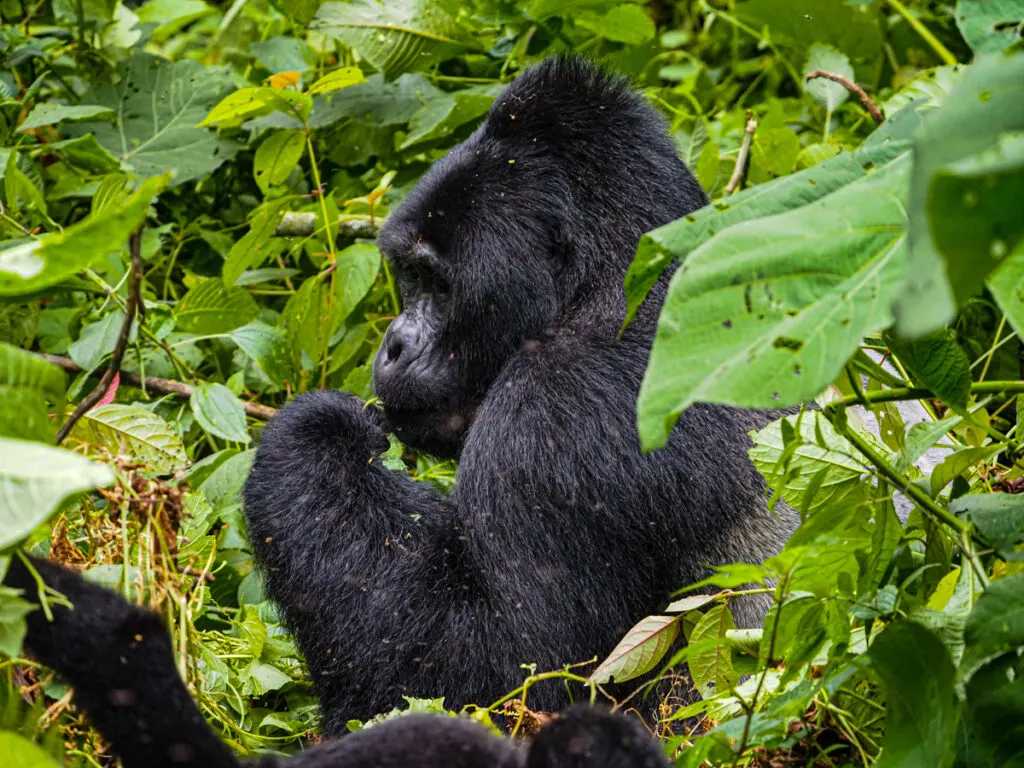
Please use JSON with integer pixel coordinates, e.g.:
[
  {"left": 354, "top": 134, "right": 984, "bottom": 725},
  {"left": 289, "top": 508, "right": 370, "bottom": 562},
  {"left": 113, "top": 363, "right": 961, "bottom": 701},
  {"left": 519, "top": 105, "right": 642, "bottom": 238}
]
[{"left": 414, "top": 263, "right": 450, "bottom": 297}]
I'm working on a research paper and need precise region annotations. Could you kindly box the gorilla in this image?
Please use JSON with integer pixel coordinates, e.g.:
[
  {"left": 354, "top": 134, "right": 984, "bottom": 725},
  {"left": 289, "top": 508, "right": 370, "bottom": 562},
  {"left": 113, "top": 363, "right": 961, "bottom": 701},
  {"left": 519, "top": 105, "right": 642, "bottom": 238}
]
[
  {"left": 2, "top": 554, "right": 669, "bottom": 768},
  {"left": 243, "top": 55, "right": 796, "bottom": 736}
]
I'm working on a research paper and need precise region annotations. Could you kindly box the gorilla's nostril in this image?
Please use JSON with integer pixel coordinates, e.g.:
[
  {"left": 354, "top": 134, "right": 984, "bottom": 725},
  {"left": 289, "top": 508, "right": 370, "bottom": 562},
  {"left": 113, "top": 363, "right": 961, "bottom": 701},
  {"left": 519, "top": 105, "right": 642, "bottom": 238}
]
[{"left": 385, "top": 334, "right": 404, "bottom": 363}]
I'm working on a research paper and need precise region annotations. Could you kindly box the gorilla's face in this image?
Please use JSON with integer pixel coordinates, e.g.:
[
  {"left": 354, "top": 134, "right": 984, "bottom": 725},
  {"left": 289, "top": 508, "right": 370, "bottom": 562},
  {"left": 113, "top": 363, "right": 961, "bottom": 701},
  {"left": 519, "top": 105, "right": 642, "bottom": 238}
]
[{"left": 373, "top": 130, "right": 564, "bottom": 457}]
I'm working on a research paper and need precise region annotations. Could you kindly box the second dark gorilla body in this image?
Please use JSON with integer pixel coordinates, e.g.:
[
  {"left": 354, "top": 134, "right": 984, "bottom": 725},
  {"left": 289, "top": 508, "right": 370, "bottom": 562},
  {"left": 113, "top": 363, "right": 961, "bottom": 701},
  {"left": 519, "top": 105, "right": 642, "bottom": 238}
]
[{"left": 244, "top": 56, "right": 796, "bottom": 735}]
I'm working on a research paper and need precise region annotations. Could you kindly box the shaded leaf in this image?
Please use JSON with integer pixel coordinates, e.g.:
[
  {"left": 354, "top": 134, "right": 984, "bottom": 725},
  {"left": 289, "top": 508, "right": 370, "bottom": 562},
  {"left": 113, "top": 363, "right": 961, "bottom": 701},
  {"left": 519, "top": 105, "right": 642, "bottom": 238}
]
[
  {"left": 175, "top": 280, "right": 260, "bottom": 335},
  {"left": 590, "top": 614, "right": 680, "bottom": 684},
  {"left": 72, "top": 404, "right": 187, "bottom": 474},
  {"left": 191, "top": 382, "right": 251, "bottom": 444},
  {"left": 0, "top": 437, "right": 115, "bottom": 551}
]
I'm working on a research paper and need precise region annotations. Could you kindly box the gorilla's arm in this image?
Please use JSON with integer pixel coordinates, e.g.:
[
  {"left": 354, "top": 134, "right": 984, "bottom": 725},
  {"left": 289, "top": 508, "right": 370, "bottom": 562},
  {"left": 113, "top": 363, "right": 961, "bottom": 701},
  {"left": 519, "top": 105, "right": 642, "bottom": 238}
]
[
  {"left": 3, "top": 554, "right": 238, "bottom": 768},
  {"left": 243, "top": 391, "right": 473, "bottom": 733}
]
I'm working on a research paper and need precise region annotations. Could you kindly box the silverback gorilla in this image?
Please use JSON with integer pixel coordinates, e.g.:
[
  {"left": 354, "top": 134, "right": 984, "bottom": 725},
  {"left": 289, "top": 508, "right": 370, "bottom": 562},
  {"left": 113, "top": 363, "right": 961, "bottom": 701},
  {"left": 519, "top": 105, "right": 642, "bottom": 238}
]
[
  {"left": 243, "top": 56, "right": 796, "bottom": 736},
  {"left": 3, "top": 554, "right": 669, "bottom": 768}
]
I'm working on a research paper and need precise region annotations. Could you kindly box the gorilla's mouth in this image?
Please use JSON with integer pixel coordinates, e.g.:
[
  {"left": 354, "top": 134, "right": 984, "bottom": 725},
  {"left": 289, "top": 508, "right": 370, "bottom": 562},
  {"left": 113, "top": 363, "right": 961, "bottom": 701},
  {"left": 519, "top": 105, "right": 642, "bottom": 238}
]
[{"left": 382, "top": 401, "right": 479, "bottom": 458}]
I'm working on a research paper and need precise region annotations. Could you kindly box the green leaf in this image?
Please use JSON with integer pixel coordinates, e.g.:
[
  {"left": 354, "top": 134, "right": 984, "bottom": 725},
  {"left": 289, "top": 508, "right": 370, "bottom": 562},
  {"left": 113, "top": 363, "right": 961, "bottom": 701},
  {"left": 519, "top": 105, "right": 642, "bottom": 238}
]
[
  {"left": 988, "top": 239, "right": 1024, "bottom": 341},
  {"left": 68, "top": 310, "right": 128, "bottom": 371},
  {"left": 0, "top": 343, "right": 65, "bottom": 442},
  {"left": 175, "top": 280, "right": 260, "bottom": 335},
  {"left": 190, "top": 382, "right": 251, "bottom": 444},
  {"left": 334, "top": 244, "right": 382, "bottom": 323},
  {"left": 69, "top": 54, "right": 240, "bottom": 184},
  {"left": 803, "top": 44, "right": 854, "bottom": 113},
  {"left": 0, "top": 174, "right": 169, "bottom": 297},
  {"left": 0, "top": 582, "right": 34, "bottom": 657},
  {"left": 623, "top": 121, "right": 914, "bottom": 331},
  {"left": 956, "top": 0, "right": 1024, "bottom": 54},
  {"left": 253, "top": 129, "right": 305, "bottom": 195},
  {"left": 223, "top": 201, "right": 291, "bottom": 286},
  {"left": 749, "top": 412, "right": 871, "bottom": 516},
  {"left": 576, "top": 5, "right": 656, "bottom": 45},
  {"left": 72, "top": 404, "right": 187, "bottom": 474},
  {"left": 961, "top": 654, "right": 1024, "bottom": 766},
  {"left": 589, "top": 613, "right": 680, "bottom": 685},
  {"left": 0, "top": 437, "right": 115, "bottom": 551},
  {"left": 18, "top": 104, "right": 115, "bottom": 132},
  {"left": 637, "top": 156, "right": 910, "bottom": 450},
  {"left": 45, "top": 135, "right": 121, "bottom": 174},
  {"left": 399, "top": 91, "right": 495, "bottom": 150},
  {"left": 200, "top": 87, "right": 312, "bottom": 128},
  {"left": 886, "top": 329, "right": 972, "bottom": 410},
  {"left": 949, "top": 493, "right": 1024, "bottom": 554},
  {"left": 895, "top": 53, "right": 1024, "bottom": 338},
  {"left": 688, "top": 604, "right": 738, "bottom": 695},
  {"left": 960, "top": 573, "right": 1024, "bottom": 682},
  {"left": 0, "top": 732, "right": 61, "bottom": 768},
  {"left": 313, "top": 0, "right": 472, "bottom": 80},
  {"left": 307, "top": 66, "right": 366, "bottom": 95},
  {"left": 869, "top": 621, "right": 959, "bottom": 768}
]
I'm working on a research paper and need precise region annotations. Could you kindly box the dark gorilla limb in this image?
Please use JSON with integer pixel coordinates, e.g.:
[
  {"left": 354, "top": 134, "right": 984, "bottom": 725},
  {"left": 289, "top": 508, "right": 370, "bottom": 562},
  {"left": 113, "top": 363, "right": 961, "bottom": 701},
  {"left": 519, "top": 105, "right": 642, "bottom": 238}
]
[
  {"left": 3, "top": 554, "right": 238, "bottom": 768},
  {"left": 2, "top": 555, "right": 668, "bottom": 768},
  {"left": 245, "top": 55, "right": 796, "bottom": 736}
]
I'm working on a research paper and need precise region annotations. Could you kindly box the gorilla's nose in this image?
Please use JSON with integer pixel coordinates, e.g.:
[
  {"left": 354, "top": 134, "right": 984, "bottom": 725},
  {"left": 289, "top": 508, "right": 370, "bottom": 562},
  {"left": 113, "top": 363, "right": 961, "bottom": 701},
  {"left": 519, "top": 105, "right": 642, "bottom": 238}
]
[{"left": 379, "top": 314, "right": 422, "bottom": 370}]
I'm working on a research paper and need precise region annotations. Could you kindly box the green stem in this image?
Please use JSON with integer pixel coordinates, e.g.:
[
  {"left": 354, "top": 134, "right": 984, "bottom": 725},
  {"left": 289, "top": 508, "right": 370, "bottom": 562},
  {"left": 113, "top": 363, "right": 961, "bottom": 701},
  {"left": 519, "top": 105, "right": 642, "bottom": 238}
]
[
  {"left": 885, "top": 0, "right": 958, "bottom": 65},
  {"left": 823, "top": 404, "right": 969, "bottom": 534},
  {"left": 833, "top": 380, "right": 1024, "bottom": 410}
]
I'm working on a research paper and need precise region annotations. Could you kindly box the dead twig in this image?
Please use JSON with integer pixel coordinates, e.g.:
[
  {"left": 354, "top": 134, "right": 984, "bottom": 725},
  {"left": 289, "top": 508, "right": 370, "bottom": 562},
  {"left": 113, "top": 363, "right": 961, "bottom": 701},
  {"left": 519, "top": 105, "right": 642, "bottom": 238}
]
[
  {"left": 56, "top": 230, "right": 145, "bottom": 443},
  {"left": 805, "top": 70, "right": 884, "bottom": 124},
  {"left": 40, "top": 354, "right": 278, "bottom": 422},
  {"left": 725, "top": 112, "right": 758, "bottom": 195}
]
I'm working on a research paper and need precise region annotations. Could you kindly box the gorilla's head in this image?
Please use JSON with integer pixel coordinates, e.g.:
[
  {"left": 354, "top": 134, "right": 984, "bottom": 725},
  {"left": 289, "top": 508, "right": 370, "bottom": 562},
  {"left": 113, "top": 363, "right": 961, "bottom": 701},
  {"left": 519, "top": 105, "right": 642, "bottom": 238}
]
[{"left": 373, "top": 56, "right": 705, "bottom": 458}]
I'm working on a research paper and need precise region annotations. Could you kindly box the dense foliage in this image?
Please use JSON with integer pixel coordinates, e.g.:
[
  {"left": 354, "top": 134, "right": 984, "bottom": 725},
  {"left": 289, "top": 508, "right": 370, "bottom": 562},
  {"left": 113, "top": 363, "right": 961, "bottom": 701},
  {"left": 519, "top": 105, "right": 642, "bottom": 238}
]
[{"left": 0, "top": 0, "right": 1022, "bottom": 766}]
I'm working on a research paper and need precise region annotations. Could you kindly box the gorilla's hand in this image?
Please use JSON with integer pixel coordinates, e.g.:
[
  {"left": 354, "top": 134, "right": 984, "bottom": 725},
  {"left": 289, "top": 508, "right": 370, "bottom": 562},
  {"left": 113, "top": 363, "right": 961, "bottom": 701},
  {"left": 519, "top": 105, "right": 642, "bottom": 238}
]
[{"left": 258, "top": 390, "right": 390, "bottom": 468}]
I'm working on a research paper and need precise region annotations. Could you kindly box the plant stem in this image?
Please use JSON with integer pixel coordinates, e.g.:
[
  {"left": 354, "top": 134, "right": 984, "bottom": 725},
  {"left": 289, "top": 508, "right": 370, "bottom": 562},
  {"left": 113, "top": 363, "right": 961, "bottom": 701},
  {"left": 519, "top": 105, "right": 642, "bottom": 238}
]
[{"left": 885, "top": 0, "right": 958, "bottom": 65}]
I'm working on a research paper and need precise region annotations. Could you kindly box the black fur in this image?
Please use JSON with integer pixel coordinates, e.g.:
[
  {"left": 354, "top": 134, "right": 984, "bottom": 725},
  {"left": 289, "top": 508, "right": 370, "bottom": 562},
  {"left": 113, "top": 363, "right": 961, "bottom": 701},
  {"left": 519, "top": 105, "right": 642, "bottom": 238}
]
[
  {"left": 243, "top": 56, "right": 796, "bottom": 736},
  {"left": 3, "top": 555, "right": 668, "bottom": 768}
]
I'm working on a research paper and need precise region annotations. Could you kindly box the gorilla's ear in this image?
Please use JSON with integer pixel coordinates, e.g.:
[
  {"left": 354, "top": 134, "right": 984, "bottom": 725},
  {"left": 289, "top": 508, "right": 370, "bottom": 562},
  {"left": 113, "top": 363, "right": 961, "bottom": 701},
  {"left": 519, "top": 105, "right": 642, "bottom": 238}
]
[{"left": 524, "top": 706, "right": 669, "bottom": 768}]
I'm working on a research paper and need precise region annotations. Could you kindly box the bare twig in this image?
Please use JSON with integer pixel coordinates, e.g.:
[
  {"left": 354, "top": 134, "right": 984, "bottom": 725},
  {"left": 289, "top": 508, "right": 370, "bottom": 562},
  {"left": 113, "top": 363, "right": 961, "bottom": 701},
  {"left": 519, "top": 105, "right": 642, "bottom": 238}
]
[
  {"left": 41, "top": 354, "right": 278, "bottom": 422},
  {"left": 56, "top": 230, "right": 145, "bottom": 443},
  {"left": 725, "top": 112, "right": 758, "bottom": 195},
  {"left": 274, "top": 213, "right": 379, "bottom": 239},
  {"left": 805, "top": 70, "right": 885, "bottom": 124}
]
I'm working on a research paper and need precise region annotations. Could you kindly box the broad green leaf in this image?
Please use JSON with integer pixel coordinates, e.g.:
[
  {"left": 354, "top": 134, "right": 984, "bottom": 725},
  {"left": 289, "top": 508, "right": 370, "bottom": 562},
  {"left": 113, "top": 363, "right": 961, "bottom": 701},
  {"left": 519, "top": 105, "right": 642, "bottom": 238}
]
[
  {"left": 135, "top": 0, "right": 213, "bottom": 38},
  {"left": 0, "top": 437, "right": 115, "bottom": 550},
  {"left": 930, "top": 446, "right": 1001, "bottom": 496},
  {"left": 0, "top": 732, "right": 61, "bottom": 768},
  {"left": 0, "top": 581, "right": 35, "bottom": 657},
  {"left": 0, "top": 343, "right": 65, "bottom": 441},
  {"left": 960, "top": 573, "right": 1024, "bottom": 681},
  {"left": 0, "top": 174, "right": 169, "bottom": 297},
  {"left": 19, "top": 104, "right": 114, "bottom": 131},
  {"left": 688, "top": 604, "right": 738, "bottom": 695},
  {"left": 988, "top": 239, "right": 1024, "bottom": 340},
  {"left": 869, "top": 621, "right": 959, "bottom": 768},
  {"left": 766, "top": 594, "right": 827, "bottom": 669},
  {"left": 961, "top": 654, "right": 1024, "bottom": 766},
  {"left": 956, "top": 0, "right": 1024, "bottom": 54},
  {"left": 887, "top": 329, "right": 972, "bottom": 410},
  {"left": 334, "top": 244, "right": 382, "bottom": 322},
  {"left": 589, "top": 613, "right": 680, "bottom": 684},
  {"left": 223, "top": 201, "right": 291, "bottom": 286},
  {"left": 45, "top": 135, "right": 121, "bottom": 174},
  {"left": 637, "top": 156, "right": 910, "bottom": 450},
  {"left": 191, "top": 382, "right": 251, "bottom": 444},
  {"left": 895, "top": 53, "right": 1024, "bottom": 338},
  {"left": 175, "top": 280, "right": 260, "bottom": 335},
  {"left": 803, "top": 44, "right": 854, "bottom": 113},
  {"left": 738, "top": 0, "right": 883, "bottom": 74},
  {"left": 251, "top": 37, "right": 315, "bottom": 74},
  {"left": 253, "top": 130, "right": 305, "bottom": 195},
  {"left": 306, "top": 73, "right": 442, "bottom": 130},
  {"left": 576, "top": 5, "right": 656, "bottom": 45},
  {"left": 949, "top": 493, "right": 1024, "bottom": 554},
  {"left": 623, "top": 121, "right": 914, "bottom": 331},
  {"left": 313, "top": 0, "right": 472, "bottom": 81},
  {"left": 665, "top": 594, "right": 717, "bottom": 613},
  {"left": 68, "top": 54, "right": 239, "bottom": 184},
  {"left": 200, "top": 87, "right": 312, "bottom": 128},
  {"left": 749, "top": 412, "right": 872, "bottom": 516},
  {"left": 68, "top": 310, "right": 128, "bottom": 371},
  {"left": 307, "top": 66, "right": 366, "bottom": 95},
  {"left": 72, "top": 404, "right": 187, "bottom": 474},
  {"left": 400, "top": 91, "right": 495, "bottom": 150}
]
